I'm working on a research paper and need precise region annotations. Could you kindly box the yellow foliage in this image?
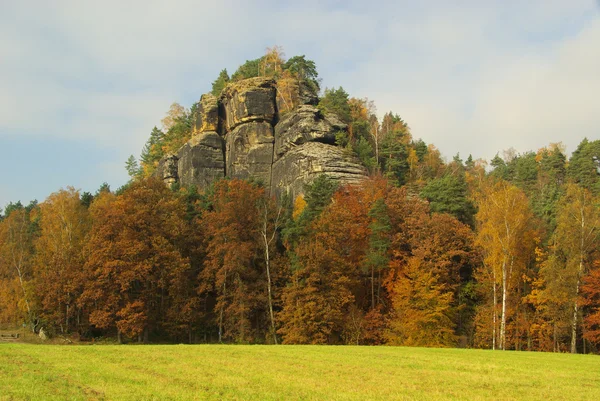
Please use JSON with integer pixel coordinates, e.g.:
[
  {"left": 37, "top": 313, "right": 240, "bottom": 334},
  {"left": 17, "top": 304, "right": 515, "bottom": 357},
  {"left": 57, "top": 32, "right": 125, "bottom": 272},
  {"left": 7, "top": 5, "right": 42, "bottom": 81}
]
[{"left": 292, "top": 195, "right": 307, "bottom": 220}]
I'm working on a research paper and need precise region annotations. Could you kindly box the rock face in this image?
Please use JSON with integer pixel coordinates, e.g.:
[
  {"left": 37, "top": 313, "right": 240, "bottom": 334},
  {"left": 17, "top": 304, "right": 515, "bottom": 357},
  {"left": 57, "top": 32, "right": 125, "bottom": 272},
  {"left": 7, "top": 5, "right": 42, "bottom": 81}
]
[
  {"left": 271, "top": 142, "right": 366, "bottom": 200},
  {"left": 226, "top": 122, "right": 274, "bottom": 186},
  {"left": 157, "top": 77, "right": 367, "bottom": 198},
  {"left": 274, "top": 105, "right": 342, "bottom": 161},
  {"left": 195, "top": 94, "right": 219, "bottom": 133},
  {"left": 220, "top": 77, "right": 277, "bottom": 131},
  {"left": 157, "top": 154, "right": 179, "bottom": 186},
  {"left": 177, "top": 131, "right": 225, "bottom": 188}
]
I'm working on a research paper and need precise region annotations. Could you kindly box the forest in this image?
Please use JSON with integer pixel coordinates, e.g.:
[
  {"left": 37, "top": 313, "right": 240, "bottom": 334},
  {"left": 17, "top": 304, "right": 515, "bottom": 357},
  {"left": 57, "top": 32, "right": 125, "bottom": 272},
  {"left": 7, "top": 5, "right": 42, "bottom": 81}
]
[{"left": 1, "top": 48, "right": 599, "bottom": 353}]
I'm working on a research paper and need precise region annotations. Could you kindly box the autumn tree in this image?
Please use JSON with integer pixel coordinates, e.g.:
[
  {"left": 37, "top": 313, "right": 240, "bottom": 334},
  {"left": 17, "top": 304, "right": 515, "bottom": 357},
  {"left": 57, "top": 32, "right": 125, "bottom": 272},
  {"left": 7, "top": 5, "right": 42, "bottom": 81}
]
[
  {"left": 34, "top": 188, "right": 90, "bottom": 334},
  {"left": 82, "top": 178, "right": 191, "bottom": 342},
  {"left": 278, "top": 240, "right": 353, "bottom": 344},
  {"left": 552, "top": 184, "right": 600, "bottom": 352},
  {"left": 260, "top": 46, "right": 285, "bottom": 78},
  {"left": 582, "top": 263, "right": 600, "bottom": 348},
  {"left": 474, "top": 180, "right": 536, "bottom": 350},
  {"left": 385, "top": 187, "right": 476, "bottom": 346},
  {"left": 0, "top": 203, "right": 38, "bottom": 330},
  {"left": 385, "top": 256, "right": 456, "bottom": 347},
  {"left": 161, "top": 102, "right": 186, "bottom": 132},
  {"left": 201, "top": 179, "right": 268, "bottom": 343}
]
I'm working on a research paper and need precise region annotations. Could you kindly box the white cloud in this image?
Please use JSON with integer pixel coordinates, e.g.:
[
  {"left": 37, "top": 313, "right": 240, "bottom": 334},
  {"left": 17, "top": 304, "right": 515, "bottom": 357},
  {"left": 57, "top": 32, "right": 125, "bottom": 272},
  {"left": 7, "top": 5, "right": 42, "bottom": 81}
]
[{"left": 0, "top": 0, "right": 599, "bottom": 207}]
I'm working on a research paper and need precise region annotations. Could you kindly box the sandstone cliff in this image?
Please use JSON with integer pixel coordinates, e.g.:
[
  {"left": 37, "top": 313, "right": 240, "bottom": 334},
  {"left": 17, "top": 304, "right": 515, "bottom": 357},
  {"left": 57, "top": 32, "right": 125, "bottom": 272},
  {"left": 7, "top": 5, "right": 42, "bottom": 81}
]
[{"left": 156, "top": 77, "right": 366, "bottom": 199}]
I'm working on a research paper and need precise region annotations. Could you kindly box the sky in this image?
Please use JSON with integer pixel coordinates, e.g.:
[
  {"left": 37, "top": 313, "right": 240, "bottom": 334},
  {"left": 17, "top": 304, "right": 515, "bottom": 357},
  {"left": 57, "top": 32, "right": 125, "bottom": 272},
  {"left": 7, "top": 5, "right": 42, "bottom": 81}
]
[{"left": 1, "top": 0, "right": 599, "bottom": 208}]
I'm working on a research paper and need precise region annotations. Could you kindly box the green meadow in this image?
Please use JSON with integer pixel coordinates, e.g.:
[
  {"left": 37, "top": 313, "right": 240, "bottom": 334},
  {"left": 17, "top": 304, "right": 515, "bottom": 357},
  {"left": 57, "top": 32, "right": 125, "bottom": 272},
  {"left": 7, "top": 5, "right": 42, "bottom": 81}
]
[{"left": 1, "top": 343, "right": 599, "bottom": 400}]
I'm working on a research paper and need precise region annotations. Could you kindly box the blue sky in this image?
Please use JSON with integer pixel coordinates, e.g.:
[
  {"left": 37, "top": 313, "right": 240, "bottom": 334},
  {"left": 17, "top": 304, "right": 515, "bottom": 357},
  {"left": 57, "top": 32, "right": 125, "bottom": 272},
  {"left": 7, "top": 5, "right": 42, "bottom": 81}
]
[{"left": 1, "top": 0, "right": 599, "bottom": 208}]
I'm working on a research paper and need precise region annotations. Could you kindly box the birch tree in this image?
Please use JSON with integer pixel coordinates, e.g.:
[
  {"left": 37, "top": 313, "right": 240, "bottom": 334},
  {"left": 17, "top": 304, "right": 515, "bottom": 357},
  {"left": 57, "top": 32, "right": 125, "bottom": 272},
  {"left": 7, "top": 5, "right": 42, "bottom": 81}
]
[
  {"left": 475, "top": 180, "right": 535, "bottom": 350},
  {"left": 553, "top": 183, "right": 600, "bottom": 353}
]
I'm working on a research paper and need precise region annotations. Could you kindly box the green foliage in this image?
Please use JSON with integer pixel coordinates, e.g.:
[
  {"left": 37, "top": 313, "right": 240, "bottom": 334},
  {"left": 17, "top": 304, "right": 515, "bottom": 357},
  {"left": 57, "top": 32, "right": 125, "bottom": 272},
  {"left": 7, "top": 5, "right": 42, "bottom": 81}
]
[
  {"left": 95, "top": 182, "right": 111, "bottom": 197},
  {"left": 80, "top": 192, "right": 94, "bottom": 208},
  {"left": 420, "top": 174, "right": 476, "bottom": 226},
  {"left": 125, "top": 155, "right": 141, "bottom": 179},
  {"left": 283, "top": 175, "right": 338, "bottom": 247},
  {"left": 318, "top": 87, "right": 351, "bottom": 123},
  {"left": 354, "top": 137, "right": 377, "bottom": 172},
  {"left": 283, "top": 55, "right": 320, "bottom": 92},
  {"left": 140, "top": 126, "right": 165, "bottom": 175},
  {"left": 490, "top": 153, "right": 507, "bottom": 179},
  {"left": 211, "top": 69, "right": 230, "bottom": 97},
  {"left": 568, "top": 138, "right": 600, "bottom": 195},
  {"left": 508, "top": 152, "right": 538, "bottom": 193},
  {"left": 379, "top": 114, "right": 410, "bottom": 186},
  {"left": 413, "top": 139, "right": 428, "bottom": 162},
  {"left": 231, "top": 57, "right": 263, "bottom": 81}
]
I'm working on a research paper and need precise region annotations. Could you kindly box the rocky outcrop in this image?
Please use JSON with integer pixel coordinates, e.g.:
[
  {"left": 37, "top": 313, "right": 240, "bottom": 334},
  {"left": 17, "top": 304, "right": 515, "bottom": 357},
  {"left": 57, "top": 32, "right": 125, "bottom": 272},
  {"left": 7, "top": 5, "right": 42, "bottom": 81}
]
[
  {"left": 194, "top": 94, "right": 219, "bottom": 133},
  {"left": 220, "top": 77, "right": 277, "bottom": 132},
  {"left": 274, "top": 105, "right": 344, "bottom": 161},
  {"left": 157, "top": 154, "right": 179, "bottom": 186},
  {"left": 271, "top": 142, "right": 367, "bottom": 200},
  {"left": 226, "top": 122, "right": 274, "bottom": 186},
  {"left": 157, "top": 77, "right": 368, "bottom": 198},
  {"left": 177, "top": 131, "right": 225, "bottom": 189}
]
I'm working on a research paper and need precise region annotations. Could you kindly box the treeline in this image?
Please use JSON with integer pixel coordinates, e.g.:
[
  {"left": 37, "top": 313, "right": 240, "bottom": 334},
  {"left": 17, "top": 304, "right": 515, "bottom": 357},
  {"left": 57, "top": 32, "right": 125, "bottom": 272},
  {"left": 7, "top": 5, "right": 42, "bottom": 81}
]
[
  {"left": 1, "top": 137, "right": 599, "bottom": 351},
  {"left": 2, "top": 47, "right": 600, "bottom": 351}
]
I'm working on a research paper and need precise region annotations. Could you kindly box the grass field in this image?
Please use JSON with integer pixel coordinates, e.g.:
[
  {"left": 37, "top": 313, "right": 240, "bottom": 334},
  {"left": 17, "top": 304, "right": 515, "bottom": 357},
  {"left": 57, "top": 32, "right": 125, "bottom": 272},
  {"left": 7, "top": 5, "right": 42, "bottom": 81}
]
[{"left": 1, "top": 343, "right": 599, "bottom": 400}]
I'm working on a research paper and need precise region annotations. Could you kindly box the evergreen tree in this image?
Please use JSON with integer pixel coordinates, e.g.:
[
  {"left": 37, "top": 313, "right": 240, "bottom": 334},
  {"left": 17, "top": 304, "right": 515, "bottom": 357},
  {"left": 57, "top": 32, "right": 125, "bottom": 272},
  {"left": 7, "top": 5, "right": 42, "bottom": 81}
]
[
  {"left": 568, "top": 139, "right": 600, "bottom": 195},
  {"left": 420, "top": 174, "right": 476, "bottom": 227},
  {"left": 317, "top": 87, "right": 351, "bottom": 123},
  {"left": 211, "top": 69, "right": 230, "bottom": 97},
  {"left": 231, "top": 57, "right": 263, "bottom": 81}
]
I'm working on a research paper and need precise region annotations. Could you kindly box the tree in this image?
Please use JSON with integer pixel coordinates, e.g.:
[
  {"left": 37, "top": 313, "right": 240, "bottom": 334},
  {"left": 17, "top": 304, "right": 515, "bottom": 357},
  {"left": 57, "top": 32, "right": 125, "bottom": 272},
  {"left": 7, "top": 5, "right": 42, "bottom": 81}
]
[
  {"left": 474, "top": 180, "right": 536, "bottom": 350},
  {"left": 317, "top": 87, "right": 351, "bottom": 124},
  {"left": 82, "top": 178, "right": 191, "bottom": 342},
  {"left": 125, "top": 155, "right": 141, "bottom": 179},
  {"left": 278, "top": 240, "right": 353, "bottom": 344},
  {"left": 582, "top": 264, "right": 600, "bottom": 347},
  {"left": 282, "top": 175, "right": 338, "bottom": 247},
  {"left": 34, "top": 188, "right": 90, "bottom": 334},
  {"left": 553, "top": 184, "right": 600, "bottom": 352},
  {"left": 140, "top": 126, "right": 165, "bottom": 176},
  {"left": 385, "top": 186, "right": 476, "bottom": 346},
  {"left": 211, "top": 69, "right": 230, "bottom": 97},
  {"left": 259, "top": 46, "right": 285, "bottom": 78},
  {"left": 232, "top": 58, "right": 263, "bottom": 81},
  {"left": 568, "top": 139, "right": 600, "bottom": 195},
  {"left": 283, "top": 55, "right": 320, "bottom": 92},
  {"left": 161, "top": 102, "right": 186, "bottom": 132},
  {"left": 379, "top": 113, "right": 411, "bottom": 185},
  {"left": 201, "top": 179, "right": 266, "bottom": 343},
  {"left": 259, "top": 196, "right": 284, "bottom": 344},
  {"left": 0, "top": 205, "right": 38, "bottom": 330},
  {"left": 421, "top": 174, "right": 476, "bottom": 226},
  {"left": 385, "top": 256, "right": 456, "bottom": 347}
]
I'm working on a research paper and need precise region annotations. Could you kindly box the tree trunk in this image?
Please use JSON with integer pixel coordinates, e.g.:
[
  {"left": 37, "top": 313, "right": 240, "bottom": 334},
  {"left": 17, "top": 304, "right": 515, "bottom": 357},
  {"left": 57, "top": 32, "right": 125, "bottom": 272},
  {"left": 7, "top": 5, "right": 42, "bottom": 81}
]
[
  {"left": 570, "top": 277, "right": 580, "bottom": 354},
  {"left": 492, "top": 272, "right": 497, "bottom": 351},
  {"left": 371, "top": 265, "right": 375, "bottom": 310},
  {"left": 261, "top": 205, "right": 280, "bottom": 345},
  {"left": 218, "top": 272, "right": 226, "bottom": 343},
  {"left": 500, "top": 256, "right": 507, "bottom": 350}
]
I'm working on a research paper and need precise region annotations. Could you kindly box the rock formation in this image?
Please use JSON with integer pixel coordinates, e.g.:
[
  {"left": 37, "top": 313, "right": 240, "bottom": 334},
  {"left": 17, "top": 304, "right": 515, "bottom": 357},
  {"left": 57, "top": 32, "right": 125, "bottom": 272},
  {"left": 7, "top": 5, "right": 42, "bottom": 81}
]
[{"left": 156, "top": 77, "right": 366, "bottom": 199}]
